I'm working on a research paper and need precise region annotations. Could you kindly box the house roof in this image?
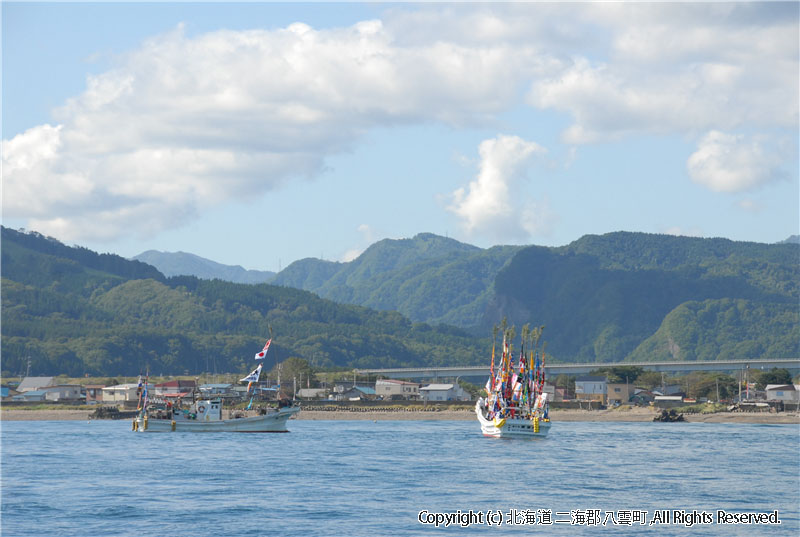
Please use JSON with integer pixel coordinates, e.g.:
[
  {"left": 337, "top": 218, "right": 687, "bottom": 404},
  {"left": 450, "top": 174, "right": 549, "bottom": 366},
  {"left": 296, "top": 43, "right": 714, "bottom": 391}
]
[
  {"left": 18, "top": 377, "right": 55, "bottom": 392},
  {"left": 298, "top": 388, "right": 327, "bottom": 396},
  {"left": 200, "top": 383, "right": 233, "bottom": 389},
  {"left": 765, "top": 384, "right": 797, "bottom": 391},
  {"left": 155, "top": 380, "right": 197, "bottom": 388},
  {"left": 103, "top": 383, "right": 140, "bottom": 390},
  {"left": 376, "top": 379, "right": 419, "bottom": 386},
  {"left": 347, "top": 386, "right": 375, "bottom": 395},
  {"left": 17, "top": 390, "right": 48, "bottom": 397},
  {"left": 420, "top": 384, "right": 454, "bottom": 391}
]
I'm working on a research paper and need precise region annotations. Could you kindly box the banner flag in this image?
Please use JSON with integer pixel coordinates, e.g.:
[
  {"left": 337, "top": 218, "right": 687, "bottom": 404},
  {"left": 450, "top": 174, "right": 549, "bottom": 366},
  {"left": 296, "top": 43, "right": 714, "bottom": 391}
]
[
  {"left": 254, "top": 339, "right": 272, "bottom": 360},
  {"left": 240, "top": 363, "right": 262, "bottom": 383}
]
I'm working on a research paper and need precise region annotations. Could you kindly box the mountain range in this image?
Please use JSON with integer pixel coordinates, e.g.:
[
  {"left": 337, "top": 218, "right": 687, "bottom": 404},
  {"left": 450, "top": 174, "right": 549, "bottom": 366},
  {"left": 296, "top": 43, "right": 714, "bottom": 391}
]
[
  {"left": 2, "top": 226, "right": 797, "bottom": 376},
  {"left": 133, "top": 250, "right": 275, "bottom": 284},
  {"left": 1, "top": 227, "right": 484, "bottom": 377}
]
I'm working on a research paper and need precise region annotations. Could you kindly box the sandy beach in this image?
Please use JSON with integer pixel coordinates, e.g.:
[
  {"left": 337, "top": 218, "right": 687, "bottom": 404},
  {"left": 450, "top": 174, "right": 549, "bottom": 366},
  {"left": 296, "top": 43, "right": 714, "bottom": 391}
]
[{"left": 2, "top": 407, "right": 798, "bottom": 423}]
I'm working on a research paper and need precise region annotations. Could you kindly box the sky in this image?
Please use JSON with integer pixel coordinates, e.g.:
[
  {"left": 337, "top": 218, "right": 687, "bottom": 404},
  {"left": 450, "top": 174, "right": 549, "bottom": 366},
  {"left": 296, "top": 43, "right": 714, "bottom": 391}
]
[{"left": 2, "top": 2, "right": 798, "bottom": 272}]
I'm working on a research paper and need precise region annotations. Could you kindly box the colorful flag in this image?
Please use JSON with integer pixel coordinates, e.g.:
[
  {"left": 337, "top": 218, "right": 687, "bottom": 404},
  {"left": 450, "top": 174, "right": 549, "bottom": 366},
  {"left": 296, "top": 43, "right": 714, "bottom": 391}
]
[
  {"left": 254, "top": 339, "right": 272, "bottom": 360},
  {"left": 240, "top": 363, "right": 262, "bottom": 383}
]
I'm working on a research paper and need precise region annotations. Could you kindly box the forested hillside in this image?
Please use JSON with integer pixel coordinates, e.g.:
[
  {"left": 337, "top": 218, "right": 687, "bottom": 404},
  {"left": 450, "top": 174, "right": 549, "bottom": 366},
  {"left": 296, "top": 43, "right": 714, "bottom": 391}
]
[
  {"left": 1, "top": 228, "right": 485, "bottom": 377},
  {"left": 273, "top": 233, "right": 522, "bottom": 326},
  {"left": 2, "top": 227, "right": 797, "bottom": 376},
  {"left": 490, "top": 233, "right": 799, "bottom": 362}
]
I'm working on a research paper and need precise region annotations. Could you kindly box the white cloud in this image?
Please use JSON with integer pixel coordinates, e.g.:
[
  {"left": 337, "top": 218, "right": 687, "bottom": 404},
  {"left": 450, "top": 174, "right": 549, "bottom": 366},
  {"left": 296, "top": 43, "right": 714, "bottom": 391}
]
[
  {"left": 2, "top": 21, "right": 541, "bottom": 243},
  {"left": 3, "top": 3, "right": 797, "bottom": 242},
  {"left": 340, "top": 248, "right": 362, "bottom": 263},
  {"left": 448, "top": 135, "right": 550, "bottom": 240},
  {"left": 340, "top": 224, "right": 375, "bottom": 262},
  {"left": 687, "top": 131, "right": 787, "bottom": 193},
  {"left": 526, "top": 3, "right": 798, "bottom": 142}
]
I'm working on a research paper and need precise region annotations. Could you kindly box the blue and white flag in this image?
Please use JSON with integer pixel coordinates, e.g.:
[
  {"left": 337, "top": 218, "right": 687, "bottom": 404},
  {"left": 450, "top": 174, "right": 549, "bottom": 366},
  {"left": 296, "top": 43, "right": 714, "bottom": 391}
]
[{"left": 240, "top": 364, "right": 262, "bottom": 383}]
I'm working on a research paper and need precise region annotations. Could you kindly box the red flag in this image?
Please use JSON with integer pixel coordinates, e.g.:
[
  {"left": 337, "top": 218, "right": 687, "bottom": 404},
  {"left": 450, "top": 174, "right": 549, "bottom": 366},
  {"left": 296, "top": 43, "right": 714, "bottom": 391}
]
[{"left": 254, "top": 339, "right": 272, "bottom": 360}]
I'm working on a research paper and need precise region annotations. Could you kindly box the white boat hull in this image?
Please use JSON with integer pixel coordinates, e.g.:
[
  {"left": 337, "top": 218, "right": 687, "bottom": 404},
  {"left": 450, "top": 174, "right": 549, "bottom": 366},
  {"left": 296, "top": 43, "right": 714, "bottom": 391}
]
[
  {"left": 135, "top": 406, "right": 300, "bottom": 433},
  {"left": 475, "top": 402, "right": 551, "bottom": 438}
]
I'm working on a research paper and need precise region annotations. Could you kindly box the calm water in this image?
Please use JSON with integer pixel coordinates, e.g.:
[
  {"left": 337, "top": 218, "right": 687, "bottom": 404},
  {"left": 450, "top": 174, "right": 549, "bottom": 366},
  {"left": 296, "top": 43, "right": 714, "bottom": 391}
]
[{"left": 1, "top": 419, "right": 798, "bottom": 536}]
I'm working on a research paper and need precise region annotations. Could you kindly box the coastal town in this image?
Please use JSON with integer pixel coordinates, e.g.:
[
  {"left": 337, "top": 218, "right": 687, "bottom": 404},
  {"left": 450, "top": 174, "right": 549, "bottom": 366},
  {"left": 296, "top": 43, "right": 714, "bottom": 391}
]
[{"left": 5, "top": 373, "right": 799, "bottom": 414}]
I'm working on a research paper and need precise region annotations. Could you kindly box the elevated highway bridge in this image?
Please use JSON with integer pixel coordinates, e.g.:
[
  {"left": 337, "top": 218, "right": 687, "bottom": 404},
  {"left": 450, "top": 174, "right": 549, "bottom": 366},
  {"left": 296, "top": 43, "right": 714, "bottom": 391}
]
[{"left": 356, "top": 358, "right": 800, "bottom": 381}]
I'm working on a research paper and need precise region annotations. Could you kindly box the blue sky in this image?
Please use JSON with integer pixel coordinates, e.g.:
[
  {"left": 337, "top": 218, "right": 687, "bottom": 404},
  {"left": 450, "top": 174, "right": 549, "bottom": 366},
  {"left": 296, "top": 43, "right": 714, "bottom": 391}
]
[{"left": 3, "top": 2, "right": 798, "bottom": 272}]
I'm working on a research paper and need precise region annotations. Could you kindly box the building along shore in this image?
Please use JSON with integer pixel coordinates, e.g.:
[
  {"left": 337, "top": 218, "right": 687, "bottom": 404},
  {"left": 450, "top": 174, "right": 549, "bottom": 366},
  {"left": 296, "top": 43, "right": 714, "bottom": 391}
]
[{"left": 1, "top": 406, "right": 798, "bottom": 424}]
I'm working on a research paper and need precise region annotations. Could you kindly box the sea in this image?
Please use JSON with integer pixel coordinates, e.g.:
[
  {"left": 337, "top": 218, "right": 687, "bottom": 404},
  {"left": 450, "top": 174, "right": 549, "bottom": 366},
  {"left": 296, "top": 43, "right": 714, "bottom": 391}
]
[{"left": 1, "top": 419, "right": 798, "bottom": 537}]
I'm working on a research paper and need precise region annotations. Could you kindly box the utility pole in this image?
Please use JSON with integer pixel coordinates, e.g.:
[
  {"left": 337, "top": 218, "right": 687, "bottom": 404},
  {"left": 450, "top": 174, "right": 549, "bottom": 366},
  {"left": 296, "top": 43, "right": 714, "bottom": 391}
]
[
  {"left": 625, "top": 376, "right": 629, "bottom": 404},
  {"left": 738, "top": 367, "right": 742, "bottom": 402},
  {"left": 745, "top": 365, "right": 750, "bottom": 401}
]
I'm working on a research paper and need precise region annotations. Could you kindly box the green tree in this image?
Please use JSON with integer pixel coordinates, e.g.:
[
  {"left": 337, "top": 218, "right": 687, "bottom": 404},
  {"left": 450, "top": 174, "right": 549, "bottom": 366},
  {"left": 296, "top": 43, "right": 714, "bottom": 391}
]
[
  {"left": 754, "top": 368, "right": 793, "bottom": 389},
  {"left": 457, "top": 378, "right": 481, "bottom": 399},
  {"left": 635, "top": 371, "right": 664, "bottom": 389},
  {"left": 685, "top": 372, "right": 737, "bottom": 400},
  {"left": 590, "top": 366, "right": 644, "bottom": 384},
  {"left": 267, "top": 357, "right": 314, "bottom": 393}
]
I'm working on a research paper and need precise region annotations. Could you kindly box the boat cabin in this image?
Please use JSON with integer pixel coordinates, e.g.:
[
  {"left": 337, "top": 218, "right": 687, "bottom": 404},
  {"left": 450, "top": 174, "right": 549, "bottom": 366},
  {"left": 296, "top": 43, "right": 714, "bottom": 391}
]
[{"left": 147, "top": 399, "right": 223, "bottom": 422}]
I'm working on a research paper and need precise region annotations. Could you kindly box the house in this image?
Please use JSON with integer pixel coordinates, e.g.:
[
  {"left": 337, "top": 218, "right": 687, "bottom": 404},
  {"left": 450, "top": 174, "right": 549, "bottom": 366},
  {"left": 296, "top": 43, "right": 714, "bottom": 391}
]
[
  {"left": 575, "top": 376, "right": 607, "bottom": 405},
  {"left": 375, "top": 379, "right": 421, "bottom": 400},
  {"left": 661, "top": 384, "right": 686, "bottom": 397},
  {"left": 17, "top": 376, "right": 55, "bottom": 392},
  {"left": 199, "top": 383, "right": 234, "bottom": 396},
  {"left": 43, "top": 385, "right": 83, "bottom": 402},
  {"left": 630, "top": 389, "right": 655, "bottom": 406},
  {"left": 765, "top": 384, "right": 800, "bottom": 402},
  {"left": 102, "top": 383, "right": 141, "bottom": 403},
  {"left": 339, "top": 386, "right": 376, "bottom": 401},
  {"left": 334, "top": 383, "right": 374, "bottom": 393},
  {"left": 12, "top": 390, "right": 48, "bottom": 402},
  {"left": 154, "top": 380, "right": 197, "bottom": 396},
  {"left": 553, "top": 386, "right": 569, "bottom": 401},
  {"left": 606, "top": 383, "right": 634, "bottom": 405},
  {"left": 85, "top": 384, "right": 105, "bottom": 404},
  {"left": 419, "top": 383, "right": 471, "bottom": 402},
  {"left": 231, "top": 383, "right": 277, "bottom": 401},
  {"left": 297, "top": 388, "right": 328, "bottom": 399},
  {"left": 654, "top": 395, "right": 684, "bottom": 408}
]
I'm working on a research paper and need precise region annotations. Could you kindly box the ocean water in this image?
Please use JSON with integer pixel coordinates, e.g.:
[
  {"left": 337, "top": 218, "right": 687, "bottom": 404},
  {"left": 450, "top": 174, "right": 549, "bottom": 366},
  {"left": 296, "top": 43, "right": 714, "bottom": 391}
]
[{"left": 1, "top": 419, "right": 798, "bottom": 536}]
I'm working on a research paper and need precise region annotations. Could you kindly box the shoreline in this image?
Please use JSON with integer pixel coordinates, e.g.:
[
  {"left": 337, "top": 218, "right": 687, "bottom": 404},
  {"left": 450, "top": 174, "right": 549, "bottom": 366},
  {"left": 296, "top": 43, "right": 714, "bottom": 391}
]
[{"left": 2, "top": 407, "right": 798, "bottom": 424}]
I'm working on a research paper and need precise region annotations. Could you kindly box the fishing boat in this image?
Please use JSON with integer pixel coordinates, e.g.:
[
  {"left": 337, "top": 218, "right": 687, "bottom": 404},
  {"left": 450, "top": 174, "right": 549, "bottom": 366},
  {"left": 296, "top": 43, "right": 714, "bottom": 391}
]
[
  {"left": 476, "top": 324, "right": 551, "bottom": 438},
  {"left": 133, "top": 336, "right": 300, "bottom": 433},
  {"left": 133, "top": 399, "right": 299, "bottom": 433}
]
